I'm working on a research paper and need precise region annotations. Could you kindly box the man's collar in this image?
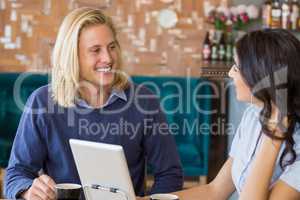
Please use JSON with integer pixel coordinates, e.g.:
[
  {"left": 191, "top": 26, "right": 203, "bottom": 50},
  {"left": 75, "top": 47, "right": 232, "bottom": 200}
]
[{"left": 76, "top": 89, "right": 127, "bottom": 109}]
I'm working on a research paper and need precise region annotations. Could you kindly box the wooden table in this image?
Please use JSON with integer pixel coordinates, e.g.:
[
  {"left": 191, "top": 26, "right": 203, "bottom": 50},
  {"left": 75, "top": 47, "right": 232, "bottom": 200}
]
[{"left": 0, "top": 168, "right": 4, "bottom": 198}]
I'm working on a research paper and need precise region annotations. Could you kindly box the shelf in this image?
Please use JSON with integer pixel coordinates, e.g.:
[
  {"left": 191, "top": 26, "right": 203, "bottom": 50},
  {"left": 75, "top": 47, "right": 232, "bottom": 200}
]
[
  {"left": 123, "top": 61, "right": 232, "bottom": 79},
  {"left": 199, "top": 61, "right": 232, "bottom": 78}
]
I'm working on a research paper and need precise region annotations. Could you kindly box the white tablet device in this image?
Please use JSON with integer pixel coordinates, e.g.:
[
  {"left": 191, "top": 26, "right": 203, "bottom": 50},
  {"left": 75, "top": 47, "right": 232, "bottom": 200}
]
[{"left": 69, "top": 139, "right": 136, "bottom": 200}]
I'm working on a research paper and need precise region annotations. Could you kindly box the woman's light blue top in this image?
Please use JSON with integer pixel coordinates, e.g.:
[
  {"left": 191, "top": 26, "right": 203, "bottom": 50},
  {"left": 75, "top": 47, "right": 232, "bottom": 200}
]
[{"left": 230, "top": 105, "right": 300, "bottom": 193}]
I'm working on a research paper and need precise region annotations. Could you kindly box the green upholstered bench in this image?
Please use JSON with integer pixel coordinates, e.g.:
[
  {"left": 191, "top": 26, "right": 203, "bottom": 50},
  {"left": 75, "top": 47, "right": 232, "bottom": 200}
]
[
  {"left": 0, "top": 73, "right": 212, "bottom": 182},
  {"left": 131, "top": 76, "right": 212, "bottom": 180},
  {"left": 0, "top": 73, "right": 49, "bottom": 168}
]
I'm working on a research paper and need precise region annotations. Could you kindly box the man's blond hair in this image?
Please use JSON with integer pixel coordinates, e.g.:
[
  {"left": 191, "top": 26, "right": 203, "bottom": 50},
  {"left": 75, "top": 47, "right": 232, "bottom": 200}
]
[{"left": 51, "top": 7, "right": 129, "bottom": 107}]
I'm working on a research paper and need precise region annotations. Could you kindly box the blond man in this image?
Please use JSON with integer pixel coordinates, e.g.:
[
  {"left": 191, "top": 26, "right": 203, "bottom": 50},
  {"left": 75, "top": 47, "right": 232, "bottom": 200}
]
[{"left": 4, "top": 7, "right": 183, "bottom": 200}]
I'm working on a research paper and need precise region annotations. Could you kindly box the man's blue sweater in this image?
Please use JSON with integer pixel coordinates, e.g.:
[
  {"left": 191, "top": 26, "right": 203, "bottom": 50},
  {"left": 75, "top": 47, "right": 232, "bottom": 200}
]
[{"left": 4, "top": 84, "right": 183, "bottom": 198}]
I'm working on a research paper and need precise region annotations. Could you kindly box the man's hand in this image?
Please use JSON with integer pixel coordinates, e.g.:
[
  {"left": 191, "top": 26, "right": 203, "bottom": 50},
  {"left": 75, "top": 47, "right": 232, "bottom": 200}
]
[{"left": 21, "top": 175, "right": 56, "bottom": 200}]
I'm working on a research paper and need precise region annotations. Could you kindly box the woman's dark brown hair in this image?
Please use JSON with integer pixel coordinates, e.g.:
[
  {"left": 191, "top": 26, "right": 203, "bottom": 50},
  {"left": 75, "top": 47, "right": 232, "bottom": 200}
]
[{"left": 236, "top": 29, "right": 300, "bottom": 169}]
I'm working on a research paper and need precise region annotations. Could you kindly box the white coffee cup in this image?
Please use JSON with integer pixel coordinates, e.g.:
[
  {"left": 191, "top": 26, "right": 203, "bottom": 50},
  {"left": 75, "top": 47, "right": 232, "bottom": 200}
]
[{"left": 150, "top": 193, "right": 179, "bottom": 200}]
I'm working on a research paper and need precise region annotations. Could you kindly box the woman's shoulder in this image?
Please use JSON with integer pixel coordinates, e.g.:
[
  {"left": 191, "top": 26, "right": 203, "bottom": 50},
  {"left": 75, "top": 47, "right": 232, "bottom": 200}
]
[
  {"left": 232, "top": 104, "right": 262, "bottom": 146},
  {"left": 293, "top": 123, "right": 300, "bottom": 153},
  {"left": 239, "top": 104, "right": 261, "bottom": 128}
]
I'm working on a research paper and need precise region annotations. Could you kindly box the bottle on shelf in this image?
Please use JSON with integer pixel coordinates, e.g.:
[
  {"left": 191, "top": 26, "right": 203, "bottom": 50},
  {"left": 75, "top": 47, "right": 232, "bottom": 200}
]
[
  {"left": 225, "top": 32, "right": 233, "bottom": 62},
  {"left": 271, "top": 0, "right": 282, "bottom": 28},
  {"left": 202, "top": 31, "right": 211, "bottom": 61},
  {"left": 218, "top": 32, "right": 226, "bottom": 61},
  {"left": 291, "top": 0, "right": 300, "bottom": 30},
  {"left": 281, "top": 0, "right": 291, "bottom": 29},
  {"left": 201, "top": 30, "right": 235, "bottom": 63},
  {"left": 210, "top": 30, "right": 219, "bottom": 61},
  {"left": 262, "top": 0, "right": 273, "bottom": 28}
]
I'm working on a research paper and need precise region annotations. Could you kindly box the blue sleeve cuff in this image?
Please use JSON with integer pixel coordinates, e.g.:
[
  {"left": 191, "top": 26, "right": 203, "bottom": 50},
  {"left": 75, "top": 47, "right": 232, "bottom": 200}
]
[{"left": 5, "top": 178, "right": 33, "bottom": 199}]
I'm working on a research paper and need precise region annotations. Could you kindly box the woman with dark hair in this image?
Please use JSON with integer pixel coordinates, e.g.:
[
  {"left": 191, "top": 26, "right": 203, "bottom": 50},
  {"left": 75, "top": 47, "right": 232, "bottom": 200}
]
[{"left": 174, "top": 29, "right": 300, "bottom": 199}]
